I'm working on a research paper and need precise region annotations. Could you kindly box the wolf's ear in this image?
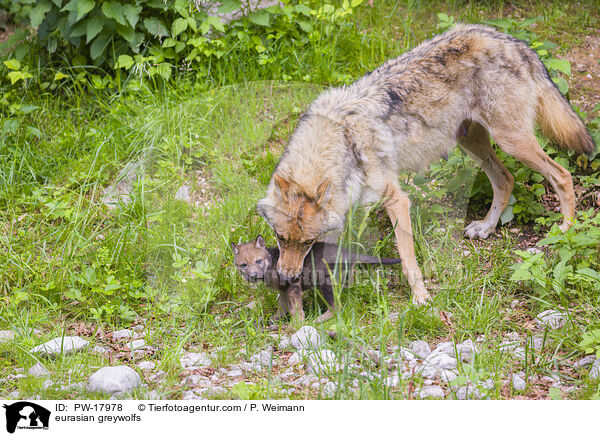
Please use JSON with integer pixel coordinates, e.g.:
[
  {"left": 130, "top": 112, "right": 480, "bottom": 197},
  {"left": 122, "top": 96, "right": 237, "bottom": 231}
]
[
  {"left": 316, "top": 178, "right": 332, "bottom": 207},
  {"left": 255, "top": 235, "right": 266, "bottom": 249},
  {"left": 230, "top": 242, "right": 239, "bottom": 255},
  {"left": 273, "top": 173, "right": 290, "bottom": 202}
]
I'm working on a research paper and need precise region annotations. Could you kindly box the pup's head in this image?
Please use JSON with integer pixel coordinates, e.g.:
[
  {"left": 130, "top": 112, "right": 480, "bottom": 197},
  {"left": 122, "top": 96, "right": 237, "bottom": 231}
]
[
  {"left": 257, "top": 174, "right": 343, "bottom": 281},
  {"left": 231, "top": 235, "right": 271, "bottom": 282}
]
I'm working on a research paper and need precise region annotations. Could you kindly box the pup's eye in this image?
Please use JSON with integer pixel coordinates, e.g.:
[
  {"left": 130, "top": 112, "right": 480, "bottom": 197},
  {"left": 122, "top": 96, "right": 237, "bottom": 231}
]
[
  {"left": 240, "top": 263, "right": 247, "bottom": 268},
  {"left": 256, "top": 259, "right": 263, "bottom": 265}
]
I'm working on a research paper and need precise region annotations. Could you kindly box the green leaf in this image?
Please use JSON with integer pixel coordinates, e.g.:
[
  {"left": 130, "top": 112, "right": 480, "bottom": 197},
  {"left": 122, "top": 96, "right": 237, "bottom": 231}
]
[
  {"left": 172, "top": 17, "right": 188, "bottom": 36},
  {"left": 351, "top": 0, "right": 363, "bottom": 6},
  {"left": 89, "top": 32, "right": 110, "bottom": 60},
  {"left": 116, "top": 24, "right": 135, "bottom": 43},
  {"left": 218, "top": 0, "right": 241, "bottom": 14},
  {"left": 500, "top": 194, "right": 517, "bottom": 225},
  {"left": 248, "top": 10, "right": 270, "bottom": 26},
  {"left": 200, "top": 16, "right": 224, "bottom": 35},
  {"left": 115, "top": 54, "right": 134, "bottom": 69},
  {"left": 144, "top": 17, "right": 169, "bottom": 37},
  {"left": 61, "top": 0, "right": 77, "bottom": 12},
  {"left": 122, "top": 4, "right": 142, "bottom": 27},
  {"left": 545, "top": 58, "right": 571, "bottom": 76},
  {"left": 30, "top": 0, "right": 52, "bottom": 28},
  {"left": 76, "top": 0, "right": 95, "bottom": 20},
  {"left": 101, "top": 1, "right": 126, "bottom": 26},
  {"left": 298, "top": 20, "right": 312, "bottom": 32},
  {"left": 53, "top": 71, "right": 68, "bottom": 80},
  {"left": 86, "top": 14, "right": 104, "bottom": 43},
  {"left": 552, "top": 77, "right": 569, "bottom": 95},
  {"left": 3, "top": 59, "right": 21, "bottom": 70}
]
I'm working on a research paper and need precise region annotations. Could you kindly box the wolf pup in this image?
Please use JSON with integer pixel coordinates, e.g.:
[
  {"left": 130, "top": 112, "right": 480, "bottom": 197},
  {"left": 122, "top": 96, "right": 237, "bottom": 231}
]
[
  {"left": 257, "top": 24, "right": 595, "bottom": 305},
  {"left": 231, "top": 235, "right": 401, "bottom": 322}
]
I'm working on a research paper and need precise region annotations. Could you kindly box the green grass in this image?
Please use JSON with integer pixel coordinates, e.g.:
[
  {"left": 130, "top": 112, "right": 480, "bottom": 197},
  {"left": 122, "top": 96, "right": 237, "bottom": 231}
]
[{"left": 0, "top": 0, "right": 599, "bottom": 400}]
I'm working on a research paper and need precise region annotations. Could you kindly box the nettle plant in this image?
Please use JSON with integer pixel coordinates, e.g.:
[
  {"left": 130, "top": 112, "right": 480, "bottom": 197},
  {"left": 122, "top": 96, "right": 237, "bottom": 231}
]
[
  {"left": 4, "top": 0, "right": 364, "bottom": 83},
  {"left": 509, "top": 209, "right": 600, "bottom": 301}
]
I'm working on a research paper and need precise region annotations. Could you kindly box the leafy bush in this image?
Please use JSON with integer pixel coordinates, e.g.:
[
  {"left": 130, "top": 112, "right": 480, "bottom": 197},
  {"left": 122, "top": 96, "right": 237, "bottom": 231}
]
[{"left": 3, "top": 0, "right": 365, "bottom": 84}]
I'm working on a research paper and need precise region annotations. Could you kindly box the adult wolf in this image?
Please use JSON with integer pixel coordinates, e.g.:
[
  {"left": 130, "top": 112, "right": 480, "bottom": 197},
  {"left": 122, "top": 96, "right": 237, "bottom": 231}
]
[{"left": 257, "top": 24, "right": 596, "bottom": 304}]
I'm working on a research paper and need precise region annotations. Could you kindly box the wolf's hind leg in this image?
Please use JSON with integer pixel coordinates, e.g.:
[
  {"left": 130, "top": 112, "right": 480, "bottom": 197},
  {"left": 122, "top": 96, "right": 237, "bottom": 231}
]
[
  {"left": 458, "top": 122, "right": 514, "bottom": 239},
  {"left": 489, "top": 128, "right": 575, "bottom": 232},
  {"left": 383, "top": 182, "right": 430, "bottom": 305}
]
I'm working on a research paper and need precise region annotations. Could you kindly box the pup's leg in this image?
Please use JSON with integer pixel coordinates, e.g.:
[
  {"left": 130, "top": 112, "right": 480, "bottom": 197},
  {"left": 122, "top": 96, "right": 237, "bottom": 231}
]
[
  {"left": 459, "top": 122, "right": 514, "bottom": 239},
  {"left": 383, "top": 182, "right": 430, "bottom": 305},
  {"left": 489, "top": 128, "right": 575, "bottom": 231},
  {"left": 287, "top": 282, "right": 305, "bottom": 323},
  {"left": 272, "top": 290, "right": 289, "bottom": 321}
]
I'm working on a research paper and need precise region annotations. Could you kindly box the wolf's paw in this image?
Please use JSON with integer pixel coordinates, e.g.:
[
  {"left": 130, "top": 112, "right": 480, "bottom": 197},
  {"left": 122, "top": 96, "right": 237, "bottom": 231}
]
[
  {"left": 464, "top": 220, "right": 495, "bottom": 239},
  {"left": 412, "top": 291, "right": 432, "bottom": 306}
]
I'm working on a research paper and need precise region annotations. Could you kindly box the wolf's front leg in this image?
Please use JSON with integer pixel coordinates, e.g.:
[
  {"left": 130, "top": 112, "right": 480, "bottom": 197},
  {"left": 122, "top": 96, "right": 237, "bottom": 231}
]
[{"left": 383, "top": 182, "right": 431, "bottom": 305}]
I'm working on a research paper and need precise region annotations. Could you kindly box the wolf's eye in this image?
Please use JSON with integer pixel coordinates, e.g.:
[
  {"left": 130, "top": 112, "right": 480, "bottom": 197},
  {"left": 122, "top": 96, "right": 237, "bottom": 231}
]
[
  {"left": 276, "top": 233, "right": 284, "bottom": 241},
  {"left": 304, "top": 239, "right": 314, "bottom": 245},
  {"left": 240, "top": 263, "right": 247, "bottom": 268},
  {"left": 256, "top": 259, "right": 263, "bottom": 265}
]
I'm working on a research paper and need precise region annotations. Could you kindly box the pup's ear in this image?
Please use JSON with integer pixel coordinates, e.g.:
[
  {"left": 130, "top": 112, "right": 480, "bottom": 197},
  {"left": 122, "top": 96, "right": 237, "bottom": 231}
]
[
  {"left": 316, "top": 178, "right": 332, "bottom": 207},
  {"left": 273, "top": 173, "right": 290, "bottom": 202},
  {"left": 255, "top": 235, "right": 266, "bottom": 249},
  {"left": 230, "top": 242, "right": 239, "bottom": 255}
]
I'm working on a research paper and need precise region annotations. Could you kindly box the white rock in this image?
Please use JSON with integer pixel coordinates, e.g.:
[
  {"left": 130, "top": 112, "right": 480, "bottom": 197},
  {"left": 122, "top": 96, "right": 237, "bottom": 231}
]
[
  {"left": 455, "top": 339, "right": 478, "bottom": 362},
  {"left": 28, "top": 363, "right": 51, "bottom": 378},
  {"left": 456, "top": 385, "right": 481, "bottom": 400},
  {"left": 589, "top": 360, "right": 600, "bottom": 381},
  {"left": 527, "top": 336, "right": 544, "bottom": 351},
  {"left": 278, "top": 336, "right": 291, "bottom": 349},
  {"left": 290, "top": 326, "right": 322, "bottom": 350},
  {"left": 112, "top": 329, "right": 137, "bottom": 340},
  {"left": 441, "top": 369, "right": 458, "bottom": 383},
  {"left": 512, "top": 347, "right": 527, "bottom": 360},
  {"left": 512, "top": 374, "right": 526, "bottom": 391},
  {"left": 239, "top": 362, "right": 263, "bottom": 372},
  {"left": 395, "top": 347, "right": 417, "bottom": 361},
  {"left": 535, "top": 310, "right": 567, "bottom": 330},
  {"left": 425, "top": 353, "right": 457, "bottom": 370},
  {"left": 205, "top": 386, "right": 227, "bottom": 397},
  {"left": 433, "top": 342, "right": 454, "bottom": 355},
  {"left": 250, "top": 349, "right": 274, "bottom": 368},
  {"left": 180, "top": 352, "right": 211, "bottom": 368},
  {"left": 321, "top": 381, "right": 337, "bottom": 397},
  {"left": 386, "top": 375, "right": 401, "bottom": 387},
  {"left": 305, "top": 350, "right": 339, "bottom": 374},
  {"left": 573, "top": 356, "right": 595, "bottom": 368},
  {"left": 30, "top": 336, "right": 89, "bottom": 357},
  {"left": 292, "top": 375, "right": 318, "bottom": 387},
  {"left": 418, "top": 364, "right": 439, "bottom": 379},
  {"left": 87, "top": 366, "right": 142, "bottom": 395},
  {"left": 182, "top": 391, "right": 202, "bottom": 400},
  {"left": 409, "top": 340, "right": 431, "bottom": 359},
  {"left": 226, "top": 368, "right": 243, "bottom": 378},
  {"left": 125, "top": 339, "right": 146, "bottom": 350},
  {"left": 0, "top": 330, "right": 15, "bottom": 342},
  {"left": 418, "top": 385, "right": 445, "bottom": 399},
  {"left": 91, "top": 345, "right": 111, "bottom": 354},
  {"left": 288, "top": 352, "right": 303, "bottom": 366},
  {"left": 137, "top": 361, "right": 155, "bottom": 371}
]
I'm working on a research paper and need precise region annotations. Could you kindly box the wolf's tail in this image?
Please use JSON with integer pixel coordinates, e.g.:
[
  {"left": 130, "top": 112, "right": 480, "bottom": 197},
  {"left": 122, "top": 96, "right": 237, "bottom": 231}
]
[{"left": 535, "top": 73, "right": 596, "bottom": 157}]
